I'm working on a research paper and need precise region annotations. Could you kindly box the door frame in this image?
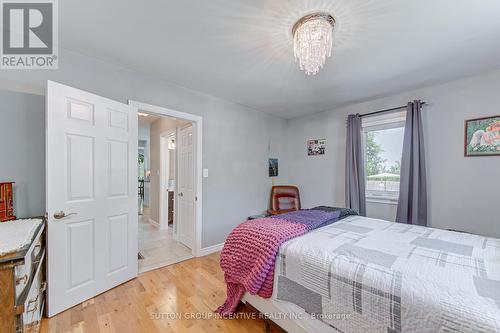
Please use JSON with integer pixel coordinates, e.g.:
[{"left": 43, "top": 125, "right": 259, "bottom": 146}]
[
  {"left": 129, "top": 100, "right": 203, "bottom": 256},
  {"left": 159, "top": 128, "right": 176, "bottom": 231}
]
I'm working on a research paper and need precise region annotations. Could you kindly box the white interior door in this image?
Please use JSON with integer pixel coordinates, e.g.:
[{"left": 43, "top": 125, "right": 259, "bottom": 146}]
[
  {"left": 159, "top": 132, "right": 171, "bottom": 230},
  {"left": 46, "top": 81, "right": 138, "bottom": 316},
  {"left": 177, "top": 125, "right": 194, "bottom": 248}
]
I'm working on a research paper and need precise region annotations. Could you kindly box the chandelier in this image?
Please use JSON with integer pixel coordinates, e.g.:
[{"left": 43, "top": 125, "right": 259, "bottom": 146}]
[{"left": 292, "top": 13, "right": 335, "bottom": 75}]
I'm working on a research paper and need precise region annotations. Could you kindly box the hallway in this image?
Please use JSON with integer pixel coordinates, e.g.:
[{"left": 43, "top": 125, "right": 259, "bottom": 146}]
[{"left": 138, "top": 207, "right": 192, "bottom": 273}]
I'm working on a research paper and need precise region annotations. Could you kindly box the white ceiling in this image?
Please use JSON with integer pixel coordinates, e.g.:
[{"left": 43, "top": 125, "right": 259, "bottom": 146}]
[
  {"left": 138, "top": 113, "right": 191, "bottom": 127},
  {"left": 61, "top": 0, "right": 500, "bottom": 119},
  {"left": 138, "top": 114, "right": 162, "bottom": 125}
]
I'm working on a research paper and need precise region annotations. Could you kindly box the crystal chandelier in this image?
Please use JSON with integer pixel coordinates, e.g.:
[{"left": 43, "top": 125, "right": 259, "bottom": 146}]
[{"left": 292, "top": 13, "right": 335, "bottom": 75}]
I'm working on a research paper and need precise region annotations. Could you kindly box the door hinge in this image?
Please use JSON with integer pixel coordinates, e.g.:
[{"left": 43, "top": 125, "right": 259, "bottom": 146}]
[{"left": 195, "top": 196, "right": 198, "bottom": 202}]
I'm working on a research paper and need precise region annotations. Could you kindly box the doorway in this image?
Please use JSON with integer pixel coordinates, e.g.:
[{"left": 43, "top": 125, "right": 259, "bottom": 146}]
[{"left": 133, "top": 102, "right": 202, "bottom": 273}]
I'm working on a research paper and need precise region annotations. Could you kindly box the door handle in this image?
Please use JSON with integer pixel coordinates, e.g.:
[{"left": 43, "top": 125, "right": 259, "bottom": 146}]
[
  {"left": 178, "top": 192, "right": 183, "bottom": 197},
  {"left": 53, "top": 211, "right": 77, "bottom": 219}
]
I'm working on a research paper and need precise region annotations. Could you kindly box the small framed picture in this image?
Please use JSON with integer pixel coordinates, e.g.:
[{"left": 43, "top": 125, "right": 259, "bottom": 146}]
[
  {"left": 464, "top": 115, "right": 500, "bottom": 157},
  {"left": 268, "top": 158, "right": 278, "bottom": 177},
  {"left": 307, "top": 139, "right": 326, "bottom": 156}
]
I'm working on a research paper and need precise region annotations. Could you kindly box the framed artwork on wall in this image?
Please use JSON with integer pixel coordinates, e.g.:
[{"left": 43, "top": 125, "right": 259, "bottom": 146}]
[
  {"left": 464, "top": 115, "right": 500, "bottom": 157},
  {"left": 307, "top": 139, "right": 326, "bottom": 156},
  {"left": 269, "top": 158, "right": 278, "bottom": 177}
]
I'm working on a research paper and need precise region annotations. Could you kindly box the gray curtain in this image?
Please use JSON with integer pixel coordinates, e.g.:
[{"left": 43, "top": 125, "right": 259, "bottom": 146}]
[
  {"left": 396, "top": 100, "right": 427, "bottom": 225},
  {"left": 345, "top": 114, "right": 366, "bottom": 216}
]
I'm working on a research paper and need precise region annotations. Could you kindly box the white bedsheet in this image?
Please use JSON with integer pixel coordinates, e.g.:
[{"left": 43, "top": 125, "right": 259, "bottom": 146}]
[{"left": 247, "top": 216, "right": 500, "bottom": 333}]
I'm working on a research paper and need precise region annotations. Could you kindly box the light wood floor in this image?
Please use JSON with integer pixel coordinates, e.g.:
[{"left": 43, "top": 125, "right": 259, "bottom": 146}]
[
  {"left": 40, "top": 253, "right": 265, "bottom": 333},
  {"left": 139, "top": 207, "right": 192, "bottom": 273}
]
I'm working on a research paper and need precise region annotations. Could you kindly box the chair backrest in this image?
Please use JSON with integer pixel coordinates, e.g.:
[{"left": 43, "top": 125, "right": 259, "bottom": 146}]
[{"left": 268, "top": 185, "right": 301, "bottom": 215}]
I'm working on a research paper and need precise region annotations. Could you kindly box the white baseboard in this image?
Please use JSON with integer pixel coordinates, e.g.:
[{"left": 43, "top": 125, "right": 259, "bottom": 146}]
[
  {"left": 148, "top": 218, "right": 160, "bottom": 228},
  {"left": 197, "top": 242, "right": 224, "bottom": 257}
]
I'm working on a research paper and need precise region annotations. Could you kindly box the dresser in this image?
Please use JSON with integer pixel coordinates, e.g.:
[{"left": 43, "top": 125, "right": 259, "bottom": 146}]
[{"left": 0, "top": 219, "right": 46, "bottom": 333}]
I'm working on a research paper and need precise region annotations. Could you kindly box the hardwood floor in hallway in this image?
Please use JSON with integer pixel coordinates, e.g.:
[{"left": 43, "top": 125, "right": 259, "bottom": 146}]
[{"left": 41, "top": 253, "right": 265, "bottom": 333}]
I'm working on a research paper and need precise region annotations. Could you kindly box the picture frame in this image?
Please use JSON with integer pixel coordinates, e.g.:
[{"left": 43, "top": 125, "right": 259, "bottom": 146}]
[
  {"left": 268, "top": 158, "right": 278, "bottom": 177},
  {"left": 464, "top": 115, "right": 500, "bottom": 157},
  {"left": 307, "top": 139, "right": 326, "bottom": 156}
]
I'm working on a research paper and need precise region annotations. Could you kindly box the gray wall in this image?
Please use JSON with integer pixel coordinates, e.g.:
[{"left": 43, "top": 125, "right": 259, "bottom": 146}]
[
  {"left": 138, "top": 119, "right": 151, "bottom": 206},
  {"left": 5, "top": 47, "right": 497, "bottom": 242},
  {"left": 0, "top": 49, "right": 289, "bottom": 247},
  {"left": 366, "top": 201, "right": 398, "bottom": 222},
  {"left": 0, "top": 90, "right": 45, "bottom": 218},
  {"left": 149, "top": 117, "right": 177, "bottom": 224},
  {"left": 287, "top": 69, "right": 500, "bottom": 238}
]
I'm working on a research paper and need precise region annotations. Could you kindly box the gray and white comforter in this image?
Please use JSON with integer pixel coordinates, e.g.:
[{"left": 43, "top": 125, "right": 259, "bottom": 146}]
[{"left": 275, "top": 215, "right": 500, "bottom": 333}]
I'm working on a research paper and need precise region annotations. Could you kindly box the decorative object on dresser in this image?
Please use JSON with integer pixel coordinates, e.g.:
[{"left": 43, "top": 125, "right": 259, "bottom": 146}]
[
  {"left": 0, "top": 182, "right": 16, "bottom": 222},
  {"left": 0, "top": 218, "right": 46, "bottom": 333}
]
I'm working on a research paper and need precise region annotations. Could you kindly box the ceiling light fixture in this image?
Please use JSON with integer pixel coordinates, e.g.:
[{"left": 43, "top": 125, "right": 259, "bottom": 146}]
[
  {"left": 138, "top": 112, "right": 149, "bottom": 117},
  {"left": 292, "top": 12, "right": 335, "bottom": 76}
]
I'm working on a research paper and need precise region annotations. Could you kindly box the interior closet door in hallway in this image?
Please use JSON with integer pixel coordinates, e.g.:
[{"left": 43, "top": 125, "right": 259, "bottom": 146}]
[{"left": 177, "top": 125, "right": 195, "bottom": 248}]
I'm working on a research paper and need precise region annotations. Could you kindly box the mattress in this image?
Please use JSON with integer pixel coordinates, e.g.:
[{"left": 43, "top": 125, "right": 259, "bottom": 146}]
[{"left": 247, "top": 216, "right": 500, "bottom": 333}]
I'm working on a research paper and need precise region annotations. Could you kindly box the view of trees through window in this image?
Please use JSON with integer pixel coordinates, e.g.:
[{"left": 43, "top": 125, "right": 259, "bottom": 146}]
[{"left": 364, "top": 127, "right": 404, "bottom": 199}]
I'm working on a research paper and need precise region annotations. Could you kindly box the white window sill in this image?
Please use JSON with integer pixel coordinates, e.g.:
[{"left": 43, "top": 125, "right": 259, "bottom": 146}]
[{"left": 366, "top": 196, "right": 399, "bottom": 205}]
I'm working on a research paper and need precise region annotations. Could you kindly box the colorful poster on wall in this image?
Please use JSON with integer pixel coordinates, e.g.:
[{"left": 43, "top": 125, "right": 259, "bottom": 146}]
[
  {"left": 465, "top": 115, "right": 500, "bottom": 156},
  {"left": 307, "top": 139, "right": 326, "bottom": 156}
]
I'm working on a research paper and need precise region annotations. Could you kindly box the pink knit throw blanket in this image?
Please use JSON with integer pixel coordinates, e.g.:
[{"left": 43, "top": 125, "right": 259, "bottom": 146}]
[{"left": 216, "top": 209, "right": 341, "bottom": 315}]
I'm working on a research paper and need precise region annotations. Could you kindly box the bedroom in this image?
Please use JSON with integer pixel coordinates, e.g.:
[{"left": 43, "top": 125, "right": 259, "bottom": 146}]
[{"left": 0, "top": 1, "right": 499, "bottom": 332}]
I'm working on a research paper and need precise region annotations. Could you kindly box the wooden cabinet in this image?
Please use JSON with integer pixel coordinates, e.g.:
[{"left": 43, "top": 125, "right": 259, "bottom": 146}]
[{"left": 0, "top": 220, "right": 45, "bottom": 333}]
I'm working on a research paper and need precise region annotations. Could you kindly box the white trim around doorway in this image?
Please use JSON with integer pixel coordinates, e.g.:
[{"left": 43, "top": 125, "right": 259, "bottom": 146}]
[{"left": 128, "top": 100, "right": 203, "bottom": 257}]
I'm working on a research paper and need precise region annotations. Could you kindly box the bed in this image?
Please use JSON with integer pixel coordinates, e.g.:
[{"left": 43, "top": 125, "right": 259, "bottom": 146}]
[{"left": 237, "top": 215, "right": 500, "bottom": 333}]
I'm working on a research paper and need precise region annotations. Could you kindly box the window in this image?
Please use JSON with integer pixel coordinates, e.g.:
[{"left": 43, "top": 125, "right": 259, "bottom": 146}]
[{"left": 362, "top": 111, "right": 406, "bottom": 203}]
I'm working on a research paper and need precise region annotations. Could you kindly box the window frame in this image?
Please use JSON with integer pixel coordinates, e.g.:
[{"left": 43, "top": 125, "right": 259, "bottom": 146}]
[{"left": 361, "top": 110, "right": 406, "bottom": 205}]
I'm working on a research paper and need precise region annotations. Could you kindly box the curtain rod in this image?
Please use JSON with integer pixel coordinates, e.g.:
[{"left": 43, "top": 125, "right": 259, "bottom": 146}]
[{"left": 360, "top": 101, "right": 427, "bottom": 118}]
